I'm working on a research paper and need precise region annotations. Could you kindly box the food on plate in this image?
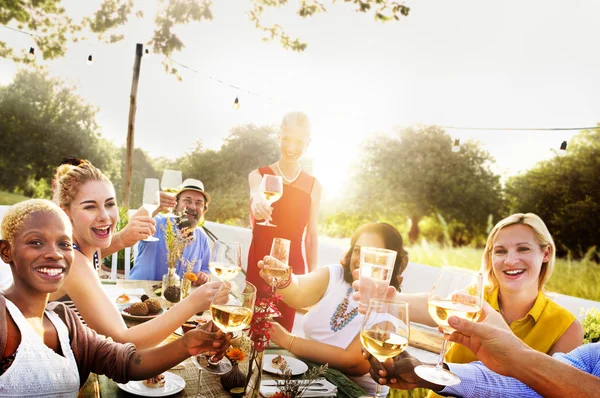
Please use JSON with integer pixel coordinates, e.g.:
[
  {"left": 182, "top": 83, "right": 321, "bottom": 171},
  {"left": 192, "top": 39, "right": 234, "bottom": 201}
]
[
  {"left": 140, "top": 294, "right": 150, "bottom": 302},
  {"left": 271, "top": 354, "right": 287, "bottom": 370},
  {"left": 115, "top": 294, "right": 130, "bottom": 304},
  {"left": 145, "top": 298, "right": 162, "bottom": 314},
  {"left": 127, "top": 302, "right": 149, "bottom": 316},
  {"left": 142, "top": 373, "right": 165, "bottom": 388}
]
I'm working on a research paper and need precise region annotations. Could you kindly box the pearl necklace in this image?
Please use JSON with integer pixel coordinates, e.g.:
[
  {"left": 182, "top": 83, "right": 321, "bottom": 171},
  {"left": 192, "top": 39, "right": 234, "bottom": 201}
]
[{"left": 275, "top": 162, "right": 302, "bottom": 184}]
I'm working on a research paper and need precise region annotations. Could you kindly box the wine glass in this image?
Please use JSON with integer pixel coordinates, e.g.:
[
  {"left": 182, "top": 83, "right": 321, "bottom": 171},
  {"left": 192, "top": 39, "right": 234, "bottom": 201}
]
[
  {"left": 195, "top": 281, "right": 256, "bottom": 376},
  {"left": 190, "top": 322, "right": 229, "bottom": 397},
  {"left": 358, "top": 247, "right": 397, "bottom": 313},
  {"left": 360, "top": 298, "right": 410, "bottom": 398},
  {"left": 209, "top": 241, "right": 243, "bottom": 282},
  {"left": 265, "top": 237, "right": 291, "bottom": 292},
  {"left": 141, "top": 178, "right": 160, "bottom": 242},
  {"left": 257, "top": 174, "right": 283, "bottom": 227},
  {"left": 414, "top": 267, "right": 484, "bottom": 386},
  {"left": 161, "top": 170, "right": 182, "bottom": 218}
]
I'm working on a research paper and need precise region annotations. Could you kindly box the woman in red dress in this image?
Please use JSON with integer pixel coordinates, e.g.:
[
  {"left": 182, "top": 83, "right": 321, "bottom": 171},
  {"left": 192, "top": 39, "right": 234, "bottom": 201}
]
[{"left": 246, "top": 111, "right": 322, "bottom": 332}]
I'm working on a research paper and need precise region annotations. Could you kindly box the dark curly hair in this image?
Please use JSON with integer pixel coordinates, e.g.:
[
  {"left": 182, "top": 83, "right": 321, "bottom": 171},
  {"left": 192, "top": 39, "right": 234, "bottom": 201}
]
[{"left": 341, "top": 222, "right": 409, "bottom": 290}]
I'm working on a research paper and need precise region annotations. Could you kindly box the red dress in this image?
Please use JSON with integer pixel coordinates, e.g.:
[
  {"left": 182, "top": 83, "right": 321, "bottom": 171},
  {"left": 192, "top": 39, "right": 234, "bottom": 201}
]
[{"left": 246, "top": 166, "right": 315, "bottom": 332}]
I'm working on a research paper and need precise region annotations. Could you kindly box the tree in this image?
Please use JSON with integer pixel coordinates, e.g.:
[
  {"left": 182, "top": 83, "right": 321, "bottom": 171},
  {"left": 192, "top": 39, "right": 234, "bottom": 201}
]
[
  {"left": 348, "top": 125, "right": 504, "bottom": 244},
  {"left": 505, "top": 128, "right": 600, "bottom": 260},
  {"left": 1, "top": 0, "right": 410, "bottom": 75},
  {"left": 0, "top": 69, "right": 117, "bottom": 197}
]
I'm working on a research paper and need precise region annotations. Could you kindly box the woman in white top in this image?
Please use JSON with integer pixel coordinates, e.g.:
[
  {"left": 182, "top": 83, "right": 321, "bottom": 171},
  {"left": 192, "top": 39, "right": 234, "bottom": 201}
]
[{"left": 257, "top": 222, "right": 409, "bottom": 395}]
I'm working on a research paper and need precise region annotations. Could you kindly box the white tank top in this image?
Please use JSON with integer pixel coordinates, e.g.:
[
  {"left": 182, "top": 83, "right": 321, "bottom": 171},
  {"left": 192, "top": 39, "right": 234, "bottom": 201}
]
[{"left": 0, "top": 299, "right": 80, "bottom": 397}]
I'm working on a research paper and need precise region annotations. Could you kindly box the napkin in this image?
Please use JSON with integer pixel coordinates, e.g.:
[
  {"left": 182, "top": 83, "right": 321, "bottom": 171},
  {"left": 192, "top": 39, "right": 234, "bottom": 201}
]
[
  {"left": 104, "top": 287, "right": 147, "bottom": 301},
  {"left": 260, "top": 378, "right": 338, "bottom": 397}
]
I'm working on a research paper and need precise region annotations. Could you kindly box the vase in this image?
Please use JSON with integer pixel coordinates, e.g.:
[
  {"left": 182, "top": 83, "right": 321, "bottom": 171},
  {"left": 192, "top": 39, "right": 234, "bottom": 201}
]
[
  {"left": 181, "top": 277, "right": 192, "bottom": 300},
  {"left": 220, "top": 363, "right": 245, "bottom": 391},
  {"left": 162, "top": 268, "right": 181, "bottom": 305},
  {"left": 244, "top": 349, "right": 264, "bottom": 398}
]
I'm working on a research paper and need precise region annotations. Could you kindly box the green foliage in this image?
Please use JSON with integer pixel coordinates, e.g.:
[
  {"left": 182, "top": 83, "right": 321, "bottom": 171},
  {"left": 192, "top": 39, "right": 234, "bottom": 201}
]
[
  {"left": 0, "top": 191, "right": 30, "bottom": 205},
  {"left": 346, "top": 125, "right": 504, "bottom": 244},
  {"left": 505, "top": 128, "right": 600, "bottom": 260},
  {"left": 1, "top": 1, "right": 410, "bottom": 76},
  {"left": 0, "top": 70, "right": 117, "bottom": 197},
  {"left": 580, "top": 308, "right": 600, "bottom": 344}
]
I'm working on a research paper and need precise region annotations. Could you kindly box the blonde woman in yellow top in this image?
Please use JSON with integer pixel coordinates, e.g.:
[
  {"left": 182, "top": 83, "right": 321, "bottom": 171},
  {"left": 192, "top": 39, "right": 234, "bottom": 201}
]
[{"left": 366, "top": 213, "right": 584, "bottom": 398}]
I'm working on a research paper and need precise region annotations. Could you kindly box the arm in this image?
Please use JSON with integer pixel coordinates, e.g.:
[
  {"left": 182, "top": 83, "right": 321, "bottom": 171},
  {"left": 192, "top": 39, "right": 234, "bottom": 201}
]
[
  {"left": 100, "top": 208, "right": 156, "bottom": 258},
  {"left": 56, "top": 252, "right": 221, "bottom": 349},
  {"left": 548, "top": 319, "right": 584, "bottom": 355},
  {"left": 258, "top": 258, "right": 330, "bottom": 309},
  {"left": 248, "top": 170, "right": 272, "bottom": 222},
  {"left": 304, "top": 179, "right": 321, "bottom": 272},
  {"left": 271, "top": 322, "right": 369, "bottom": 376}
]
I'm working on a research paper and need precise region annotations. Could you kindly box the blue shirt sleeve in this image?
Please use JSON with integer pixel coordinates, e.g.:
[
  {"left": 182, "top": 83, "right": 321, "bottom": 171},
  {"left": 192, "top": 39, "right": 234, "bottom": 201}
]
[{"left": 440, "top": 344, "right": 600, "bottom": 398}]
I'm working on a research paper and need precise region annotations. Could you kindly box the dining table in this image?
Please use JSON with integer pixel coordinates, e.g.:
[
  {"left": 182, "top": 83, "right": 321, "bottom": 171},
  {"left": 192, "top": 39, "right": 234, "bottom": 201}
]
[{"left": 78, "top": 279, "right": 372, "bottom": 398}]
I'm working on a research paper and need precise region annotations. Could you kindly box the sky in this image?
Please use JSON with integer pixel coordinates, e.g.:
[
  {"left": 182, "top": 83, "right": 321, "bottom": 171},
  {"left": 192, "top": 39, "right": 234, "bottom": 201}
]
[{"left": 1, "top": 0, "right": 599, "bottom": 199}]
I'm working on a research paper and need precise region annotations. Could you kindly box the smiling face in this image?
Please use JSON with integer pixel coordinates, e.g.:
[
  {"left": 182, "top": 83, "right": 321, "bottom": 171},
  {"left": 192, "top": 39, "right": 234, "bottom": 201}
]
[
  {"left": 491, "top": 224, "right": 550, "bottom": 294},
  {"left": 64, "top": 180, "right": 118, "bottom": 250},
  {"left": 1, "top": 211, "right": 74, "bottom": 295},
  {"left": 349, "top": 231, "right": 386, "bottom": 280},
  {"left": 278, "top": 129, "right": 311, "bottom": 163},
  {"left": 175, "top": 190, "right": 207, "bottom": 229}
]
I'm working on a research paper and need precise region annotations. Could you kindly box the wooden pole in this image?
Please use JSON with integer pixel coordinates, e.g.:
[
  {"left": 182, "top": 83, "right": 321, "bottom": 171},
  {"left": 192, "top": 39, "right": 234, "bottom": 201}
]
[{"left": 122, "top": 43, "right": 143, "bottom": 209}]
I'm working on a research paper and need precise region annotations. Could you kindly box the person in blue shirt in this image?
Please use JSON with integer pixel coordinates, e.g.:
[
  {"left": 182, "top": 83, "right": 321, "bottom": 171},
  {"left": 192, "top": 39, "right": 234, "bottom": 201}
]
[
  {"left": 131, "top": 179, "right": 211, "bottom": 284},
  {"left": 364, "top": 301, "right": 600, "bottom": 398}
]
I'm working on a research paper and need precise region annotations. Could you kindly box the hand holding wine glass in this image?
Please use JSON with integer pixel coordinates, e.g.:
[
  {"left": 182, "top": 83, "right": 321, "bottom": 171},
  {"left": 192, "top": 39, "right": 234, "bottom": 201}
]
[
  {"left": 358, "top": 247, "right": 397, "bottom": 313},
  {"left": 161, "top": 170, "right": 182, "bottom": 218},
  {"left": 257, "top": 174, "right": 283, "bottom": 227},
  {"left": 141, "top": 178, "right": 160, "bottom": 242},
  {"left": 264, "top": 238, "right": 291, "bottom": 292},
  {"left": 360, "top": 298, "right": 410, "bottom": 398},
  {"left": 414, "top": 267, "right": 484, "bottom": 386}
]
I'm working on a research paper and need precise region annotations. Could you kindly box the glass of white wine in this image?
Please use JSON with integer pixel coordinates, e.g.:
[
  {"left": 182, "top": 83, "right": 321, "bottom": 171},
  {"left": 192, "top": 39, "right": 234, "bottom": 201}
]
[
  {"left": 141, "top": 178, "right": 160, "bottom": 242},
  {"left": 209, "top": 241, "right": 243, "bottom": 282},
  {"left": 265, "top": 237, "right": 291, "bottom": 292},
  {"left": 414, "top": 267, "right": 484, "bottom": 386},
  {"left": 161, "top": 169, "right": 182, "bottom": 218},
  {"left": 257, "top": 174, "right": 283, "bottom": 227},
  {"left": 360, "top": 298, "right": 410, "bottom": 398},
  {"left": 358, "top": 247, "right": 397, "bottom": 313}
]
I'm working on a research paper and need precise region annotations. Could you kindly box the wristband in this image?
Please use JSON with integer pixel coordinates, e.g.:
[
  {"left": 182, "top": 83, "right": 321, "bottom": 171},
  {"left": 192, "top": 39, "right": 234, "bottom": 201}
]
[{"left": 276, "top": 275, "right": 293, "bottom": 290}]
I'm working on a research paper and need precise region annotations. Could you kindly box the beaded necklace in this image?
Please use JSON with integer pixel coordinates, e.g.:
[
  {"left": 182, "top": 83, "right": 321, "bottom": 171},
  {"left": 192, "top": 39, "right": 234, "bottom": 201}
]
[
  {"left": 330, "top": 287, "right": 359, "bottom": 332},
  {"left": 275, "top": 162, "right": 302, "bottom": 184}
]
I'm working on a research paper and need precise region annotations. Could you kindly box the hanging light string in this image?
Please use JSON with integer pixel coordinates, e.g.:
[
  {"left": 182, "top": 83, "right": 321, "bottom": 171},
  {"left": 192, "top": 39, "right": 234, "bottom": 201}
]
[
  {"left": 1, "top": 24, "right": 42, "bottom": 37},
  {"left": 440, "top": 125, "right": 600, "bottom": 131}
]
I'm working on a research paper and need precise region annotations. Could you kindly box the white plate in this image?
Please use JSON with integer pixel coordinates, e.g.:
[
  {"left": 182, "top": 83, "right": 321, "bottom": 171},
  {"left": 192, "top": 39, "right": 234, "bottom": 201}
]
[
  {"left": 118, "top": 303, "right": 164, "bottom": 321},
  {"left": 117, "top": 372, "right": 185, "bottom": 396},
  {"left": 262, "top": 354, "right": 308, "bottom": 376}
]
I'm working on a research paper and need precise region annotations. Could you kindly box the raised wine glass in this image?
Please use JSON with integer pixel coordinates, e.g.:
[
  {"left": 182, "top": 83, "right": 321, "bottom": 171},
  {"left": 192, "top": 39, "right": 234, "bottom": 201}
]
[
  {"left": 194, "top": 281, "right": 256, "bottom": 376},
  {"left": 414, "top": 267, "right": 484, "bottom": 386},
  {"left": 264, "top": 237, "right": 291, "bottom": 292},
  {"left": 141, "top": 178, "right": 160, "bottom": 242},
  {"left": 209, "top": 241, "right": 243, "bottom": 282},
  {"left": 360, "top": 298, "right": 410, "bottom": 398},
  {"left": 161, "top": 170, "right": 182, "bottom": 218},
  {"left": 357, "top": 247, "right": 397, "bottom": 313},
  {"left": 257, "top": 174, "right": 283, "bottom": 227}
]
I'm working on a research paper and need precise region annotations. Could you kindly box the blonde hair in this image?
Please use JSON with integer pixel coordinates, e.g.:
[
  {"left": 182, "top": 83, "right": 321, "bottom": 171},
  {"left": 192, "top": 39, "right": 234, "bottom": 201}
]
[
  {"left": 1, "top": 199, "right": 71, "bottom": 245},
  {"left": 280, "top": 111, "right": 311, "bottom": 136},
  {"left": 481, "top": 213, "right": 555, "bottom": 293},
  {"left": 58, "top": 163, "right": 111, "bottom": 208}
]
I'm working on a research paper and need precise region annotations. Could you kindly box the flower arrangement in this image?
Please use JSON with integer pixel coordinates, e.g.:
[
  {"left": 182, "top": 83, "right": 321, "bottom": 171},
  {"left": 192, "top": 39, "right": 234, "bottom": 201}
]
[
  {"left": 162, "top": 217, "right": 194, "bottom": 303},
  {"left": 225, "top": 347, "right": 246, "bottom": 365},
  {"left": 270, "top": 363, "right": 329, "bottom": 398},
  {"left": 580, "top": 307, "right": 600, "bottom": 344}
]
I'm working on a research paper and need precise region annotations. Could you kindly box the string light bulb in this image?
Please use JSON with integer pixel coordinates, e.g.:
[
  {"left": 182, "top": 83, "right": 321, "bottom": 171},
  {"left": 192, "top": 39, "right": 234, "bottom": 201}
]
[
  {"left": 558, "top": 140, "right": 567, "bottom": 157},
  {"left": 233, "top": 96, "right": 240, "bottom": 109},
  {"left": 145, "top": 48, "right": 150, "bottom": 57},
  {"left": 87, "top": 55, "right": 93, "bottom": 65},
  {"left": 451, "top": 138, "right": 461, "bottom": 153},
  {"left": 27, "top": 47, "right": 35, "bottom": 60}
]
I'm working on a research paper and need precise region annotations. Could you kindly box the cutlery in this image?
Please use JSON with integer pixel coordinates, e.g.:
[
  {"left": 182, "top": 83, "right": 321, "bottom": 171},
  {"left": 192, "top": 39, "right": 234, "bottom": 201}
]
[{"left": 262, "top": 382, "right": 325, "bottom": 387}]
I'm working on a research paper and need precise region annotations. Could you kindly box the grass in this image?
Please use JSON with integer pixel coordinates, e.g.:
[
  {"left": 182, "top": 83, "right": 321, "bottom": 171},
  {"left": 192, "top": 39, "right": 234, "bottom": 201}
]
[
  {"left": 408, "top": 241, "right": 600, "bottom": 302},
  {"left": 0, "top": 191, "right": 30, "bottom": 205}
]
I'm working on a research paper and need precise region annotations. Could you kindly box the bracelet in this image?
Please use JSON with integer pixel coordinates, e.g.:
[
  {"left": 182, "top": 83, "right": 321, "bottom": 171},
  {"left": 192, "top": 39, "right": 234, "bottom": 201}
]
[
  {"left": 288, "top": 335, "right": 297, "bottom": 352},
  {"left": 276, "top": 275, "right": 293, "bottom": 290}
]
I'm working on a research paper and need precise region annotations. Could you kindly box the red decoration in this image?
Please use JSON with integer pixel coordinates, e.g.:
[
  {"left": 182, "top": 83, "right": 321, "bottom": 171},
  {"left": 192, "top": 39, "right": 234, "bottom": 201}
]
[{"left": 246, "top": 286, "right": 282, "bottom": 352}]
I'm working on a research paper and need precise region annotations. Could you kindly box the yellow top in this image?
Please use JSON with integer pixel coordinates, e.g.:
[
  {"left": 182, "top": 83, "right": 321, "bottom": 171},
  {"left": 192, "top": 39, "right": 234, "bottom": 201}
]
[{"left": 425, "top": 288, "right": 575, "bottom": 398}]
